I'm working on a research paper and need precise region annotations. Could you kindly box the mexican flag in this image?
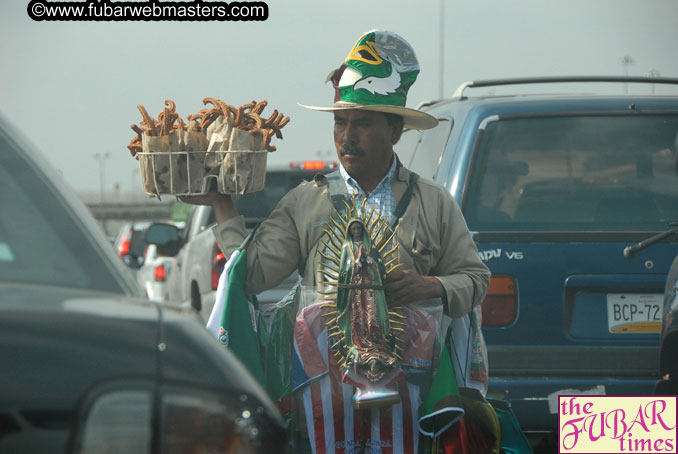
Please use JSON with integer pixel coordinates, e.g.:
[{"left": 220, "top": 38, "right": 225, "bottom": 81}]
[
  {"left": 418, "top": 340, "right": 464, "bottom": 438},
  {"left": 206, "top": 245, "right": 266, "bottom": 386}
]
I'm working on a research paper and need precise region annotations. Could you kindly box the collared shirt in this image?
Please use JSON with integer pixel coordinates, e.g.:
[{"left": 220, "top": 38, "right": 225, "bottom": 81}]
[{"left": 338, "top": 156, "right": 397, "bottom": 219}]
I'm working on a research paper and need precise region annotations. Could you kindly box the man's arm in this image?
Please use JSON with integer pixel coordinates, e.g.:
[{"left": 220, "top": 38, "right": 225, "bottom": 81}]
[
  {"left": 431, "top": 191, "right": 490, "bottom": 318},
  {"left": 384, "top": 185, "right": 490, "bottom": 317}
]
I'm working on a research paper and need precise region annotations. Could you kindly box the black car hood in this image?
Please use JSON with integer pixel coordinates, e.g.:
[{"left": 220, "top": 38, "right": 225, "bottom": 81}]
[
  {"left": 0, "top": 284, "right": 160, "bottom": 410},
  {"left": 0, "top": 283, "right": 282, "bottom": 426}
]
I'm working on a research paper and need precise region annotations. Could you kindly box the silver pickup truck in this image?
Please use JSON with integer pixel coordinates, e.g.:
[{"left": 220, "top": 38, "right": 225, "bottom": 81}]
[{"left": 166, "top": 162, "right": 337, "bottom": 321}]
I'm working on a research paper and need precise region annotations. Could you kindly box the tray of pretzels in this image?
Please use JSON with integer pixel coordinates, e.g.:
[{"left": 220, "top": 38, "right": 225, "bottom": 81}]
[{"left": 126, "top": 98, "right": 290, "bottom": 197}]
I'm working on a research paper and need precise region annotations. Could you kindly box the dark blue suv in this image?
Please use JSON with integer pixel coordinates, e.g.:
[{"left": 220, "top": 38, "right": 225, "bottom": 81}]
[{"left": 395, "top": 77, "right": 678, "bottom": 449}]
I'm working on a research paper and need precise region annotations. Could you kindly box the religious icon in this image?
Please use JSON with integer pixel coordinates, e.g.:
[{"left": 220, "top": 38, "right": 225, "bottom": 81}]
[{"left": 316, "top": 196, "right": 407, "bottom": 409}]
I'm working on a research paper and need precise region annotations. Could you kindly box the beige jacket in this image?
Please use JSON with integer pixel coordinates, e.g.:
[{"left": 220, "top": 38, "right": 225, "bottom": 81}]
[{"left": 213, "top": 165, "right": 490, "bottom": 318}]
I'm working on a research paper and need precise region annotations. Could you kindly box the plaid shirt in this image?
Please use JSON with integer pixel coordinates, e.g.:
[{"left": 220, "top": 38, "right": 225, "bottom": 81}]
[{"left": 338, "top": 157, "right": 397, "bottom": 220}]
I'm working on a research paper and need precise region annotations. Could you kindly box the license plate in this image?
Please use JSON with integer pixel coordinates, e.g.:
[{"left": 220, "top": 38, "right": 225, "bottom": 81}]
[{"left": 606, "top": 294, "right": 662, "bottom": 333}]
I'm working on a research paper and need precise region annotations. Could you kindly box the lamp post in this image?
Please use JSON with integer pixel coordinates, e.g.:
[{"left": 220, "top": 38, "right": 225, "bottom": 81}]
[
  {"left": 131, "top": 167, "right": 140, "bottom": 199},
  {"left": 93, "top": 152, "right": 111, "bottom": 204},
  {"left": 619, "top": 55, "right": 635, "bottom": 94}
]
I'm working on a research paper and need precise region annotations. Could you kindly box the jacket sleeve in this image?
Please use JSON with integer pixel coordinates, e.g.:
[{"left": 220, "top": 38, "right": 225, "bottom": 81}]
[
  {"left": 431, "top": 189, "right": 491, "bottom": 318},
  {"left": 212, "top": 188, "right": 303, "bottom": 295}
]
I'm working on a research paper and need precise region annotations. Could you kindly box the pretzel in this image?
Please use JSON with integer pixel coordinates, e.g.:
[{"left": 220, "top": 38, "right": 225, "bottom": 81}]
[
  {"left": 137, "top": 104, "right": 157, "bottom": 136},
  {"left": 201, "top": 108, "right": 222, "bottom": 130},
  {"left": 250, "top": 127, "right": 276, "bottom": 151},
  {"left": 263, "top": 109, "right": 279, "bottom": 127},
  {"left": 234, "top": 105, "right": 245, "bottom": 128},
  {"left": 243, "top": 112, "right": 264, "bottom": 130},
  {"left": 126, "top": 98, "right": 291, "bottom": 158},
  {"left": 252, "top": 100, "right": 268, "bottom": 115},
  {"left": 127, "top": 134, "right": 142, "bottom": 158},
  {"left": 131, "top": 124, "right": 144, "bottom": 137}
]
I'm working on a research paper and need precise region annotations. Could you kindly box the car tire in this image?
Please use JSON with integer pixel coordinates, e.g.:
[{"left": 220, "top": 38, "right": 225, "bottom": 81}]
[{"left": 191, "top": 282, "right": 202, "bottom": 312}]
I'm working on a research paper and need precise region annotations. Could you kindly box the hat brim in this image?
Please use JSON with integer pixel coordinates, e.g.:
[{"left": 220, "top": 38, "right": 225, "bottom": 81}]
[{"left": 298, "top": 102, "right": 439, "bottom": 130}]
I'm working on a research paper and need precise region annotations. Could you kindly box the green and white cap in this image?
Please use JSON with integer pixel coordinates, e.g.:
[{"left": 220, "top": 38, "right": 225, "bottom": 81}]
[{"left": 300, "top": 29, "right": 438, "bottom": 130}]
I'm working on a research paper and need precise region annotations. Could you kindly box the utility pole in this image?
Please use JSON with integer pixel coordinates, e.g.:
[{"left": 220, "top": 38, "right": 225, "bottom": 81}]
[
  {"left": 439, "top": 0, "right": 445, "bottom": 99},
  {"left": 93, "top": 152, "right": 111, "bottom": 204},
  {"left": 646, "top": 68, "right": 660, "bottom": 95}
]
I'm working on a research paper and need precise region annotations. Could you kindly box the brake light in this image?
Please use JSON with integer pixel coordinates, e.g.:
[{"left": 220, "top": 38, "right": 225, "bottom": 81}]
[
  {"left": 481, "top": 275, "right": 518, "bottom": 327},
  {"left": 212, "top": 245, "right": 225, "bottom": 290},
  {"left": 117, "top": 228, "right": 132, "bottom": 257},
  {"left": 118, "top": 239, "right": 130, "bottom": 256},
  {"left": 289, "top": 161, "right": 339, "bottom": 170},
  {"left": 154, "top": 264, "right": 166, "bottom": 282},
  {"left": 303, "top": 161, "right": 327, "bottom": 170}
]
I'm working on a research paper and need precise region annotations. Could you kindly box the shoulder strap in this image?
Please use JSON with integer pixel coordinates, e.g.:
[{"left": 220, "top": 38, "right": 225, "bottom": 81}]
[
  {"left": 325, "top": 169, "right": 348, "bottom": 213},
  {"left": 391, "top": 171, "right": 419, "bottom": 227}
]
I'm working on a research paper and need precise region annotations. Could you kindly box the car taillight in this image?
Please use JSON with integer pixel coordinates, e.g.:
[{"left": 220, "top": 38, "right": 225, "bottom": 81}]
[
  {"left": 154, "top": 264, "right": 166, "bottom": 282},
  {"left": 481, "top": 275, "right": 518, "bottom": 327},
  {"left": 288, "top": 161, "right": 339, "bottom": 170},
  {"left": 302, "top": 161, "right": 327, "bottom": 170},
  {"left": 118, "top": 239, "right": 130, "bottom": 256},
  {"left": 160, "top": 390, "right": 277, "bottom": 453},
  {"left": 212, "top": 246, "right": 225, "bottom": 290},
  {"left": 117, "top": 228, "right": 132, "bottom": 257}
]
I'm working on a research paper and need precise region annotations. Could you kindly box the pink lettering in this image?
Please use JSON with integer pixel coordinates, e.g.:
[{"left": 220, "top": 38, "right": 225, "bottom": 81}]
[
  {"left": 606, "top": 408, "right": 628, "bottom": 439},
  {"left": 584, "top": 412, "right": 606, "bottom": 441},
  {"left": 561, "top": 416, "right": 586, "bottom": 450},
  {"left": 645, "top": 399, "right": 676, "bottom": 431},
  {"left": 629, "top": 405, "right": 651, "bottom": 433}
]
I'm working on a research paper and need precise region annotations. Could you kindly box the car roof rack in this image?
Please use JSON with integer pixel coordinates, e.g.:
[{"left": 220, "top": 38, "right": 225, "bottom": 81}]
[{"left": 452, "top": 76, "right": 678, "bottom": 100}]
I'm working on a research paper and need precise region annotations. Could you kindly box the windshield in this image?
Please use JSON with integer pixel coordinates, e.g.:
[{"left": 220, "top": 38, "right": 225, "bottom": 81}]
[
  {"left": 0, "top": 133, "right": 128, "bottom": 293},
  {"left": 464, "top": 114, "right": 678, "bottom": 231}
]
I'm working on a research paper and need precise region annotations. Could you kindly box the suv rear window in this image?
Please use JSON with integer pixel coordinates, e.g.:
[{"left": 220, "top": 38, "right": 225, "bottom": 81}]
[{"left": 464, "top": 114, "right": 678, "bottom": 231}]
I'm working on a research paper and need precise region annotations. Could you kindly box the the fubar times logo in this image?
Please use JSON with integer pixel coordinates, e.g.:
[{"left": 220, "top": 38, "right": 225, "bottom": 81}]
[{"left": 559, "top": 395, "right": 677, "bottom": 453}]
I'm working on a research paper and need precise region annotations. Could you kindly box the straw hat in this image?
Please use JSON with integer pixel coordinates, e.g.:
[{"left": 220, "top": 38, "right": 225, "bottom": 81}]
[{"left": 300, "top": 29, "right": 438, "bottom": 130}]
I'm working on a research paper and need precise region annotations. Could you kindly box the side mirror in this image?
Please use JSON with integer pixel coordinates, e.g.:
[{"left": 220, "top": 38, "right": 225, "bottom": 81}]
[{"left": 145, "top": 223, "right": 181, "bottom": 247}]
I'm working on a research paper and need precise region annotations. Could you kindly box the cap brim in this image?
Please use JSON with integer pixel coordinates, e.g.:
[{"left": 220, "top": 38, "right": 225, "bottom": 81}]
[{"left": 298, "top": 102, "right": 439, "bottom": 130}]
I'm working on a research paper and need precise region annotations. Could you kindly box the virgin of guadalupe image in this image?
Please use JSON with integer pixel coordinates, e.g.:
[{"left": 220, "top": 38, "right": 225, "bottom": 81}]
[
  {"left": 315, "top": 198, "right": 408, "bottom": 408},
  {"left": 337, "top": 219, "right": 398, "bottom": 382}
]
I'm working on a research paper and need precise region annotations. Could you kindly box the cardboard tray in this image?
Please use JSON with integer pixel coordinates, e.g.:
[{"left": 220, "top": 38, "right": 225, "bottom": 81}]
[{"left": 138, "top": 150, "right": 267, "bottom": 197}]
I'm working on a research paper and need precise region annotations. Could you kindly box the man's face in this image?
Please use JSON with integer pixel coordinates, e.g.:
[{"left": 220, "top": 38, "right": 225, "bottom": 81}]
[{"left": 333, "top": 110, "right": 402, "bottom": 184}]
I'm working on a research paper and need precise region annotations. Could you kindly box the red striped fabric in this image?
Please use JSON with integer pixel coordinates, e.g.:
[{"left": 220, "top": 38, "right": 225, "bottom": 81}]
[
  {"left": 310, "top": 380, "right": 326, "bottom": 453},
  {"left": 297, "top": 303, "right": 438, "bottom": 454},
  {"left": 380, "top": 405, "right": 393, "bottom": 454}
]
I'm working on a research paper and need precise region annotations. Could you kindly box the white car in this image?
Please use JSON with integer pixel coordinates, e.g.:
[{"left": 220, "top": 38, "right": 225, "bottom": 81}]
[
  {"left": 135, "top": 243, "right": 176, "bottom": 302},
  {"left": 135, "top": 221, "right": 184, "bottom": 302}
]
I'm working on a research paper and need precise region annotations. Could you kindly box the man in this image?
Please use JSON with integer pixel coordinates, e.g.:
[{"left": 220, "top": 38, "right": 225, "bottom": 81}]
[
  {"left": 187, "top": 29, "right": 490, "bottom": 452},
  {"left": 199, "top": 31, "right": 488, "bottom": 319}
]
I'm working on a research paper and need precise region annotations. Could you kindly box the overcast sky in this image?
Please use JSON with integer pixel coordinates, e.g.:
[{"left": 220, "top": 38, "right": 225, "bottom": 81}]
[{"left": 1, "top": 0, "right": 677, "bottom": 198}]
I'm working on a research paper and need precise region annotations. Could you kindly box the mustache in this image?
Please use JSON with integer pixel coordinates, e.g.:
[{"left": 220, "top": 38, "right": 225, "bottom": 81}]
[{"left": 340, "top": 143, "right": 364, "bottom": 156}]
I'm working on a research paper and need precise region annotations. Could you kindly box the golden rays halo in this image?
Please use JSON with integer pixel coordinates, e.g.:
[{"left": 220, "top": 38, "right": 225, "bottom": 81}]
[{"left": 316, "top": 194, "right": 408, "bottom": 368}]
